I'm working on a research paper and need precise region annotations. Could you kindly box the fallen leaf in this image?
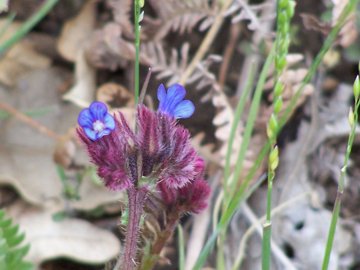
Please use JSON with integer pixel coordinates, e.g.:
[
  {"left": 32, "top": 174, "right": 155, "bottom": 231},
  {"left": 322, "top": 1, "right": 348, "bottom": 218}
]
[
  {"left": 96, "top": 82, "right": 134, "bottom": 108},
  {"left": 57, "top": 0, "right": 97, "bottom": 62},
  {"left": 5, "top": 201, "right": 121, "bottom": 266},
  {"left": 63, "top": 48, "right": 96, "bottom": 108},
  {"left": 0, "top": 20, "right": 51, "bottom": 86},
  {"left": 0, "top": 68, "right": 123, "bottom": 210}
]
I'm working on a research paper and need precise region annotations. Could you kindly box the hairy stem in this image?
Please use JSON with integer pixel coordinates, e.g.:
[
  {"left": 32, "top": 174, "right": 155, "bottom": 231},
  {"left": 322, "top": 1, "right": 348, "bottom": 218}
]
[
  {"left": 120, "top": 187, "right": 147, "bottom": 270},
  {"left": 141, "top": 207, "right": 181, "bottom": 270}
]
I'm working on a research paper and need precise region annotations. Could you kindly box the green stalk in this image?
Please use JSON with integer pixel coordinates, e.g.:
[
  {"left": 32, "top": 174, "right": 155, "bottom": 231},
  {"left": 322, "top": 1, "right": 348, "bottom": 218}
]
[
  {"left": 217, "top": 61, "right": 257, "bottom": 270},
  {"left": 134, "top": 0, "right": 141, "bottom": 105},
  {"left": 177, "top": 225, "right": 185, "bottom": 270},
  {"left": 0, "top": 0, "right": 58, "bottom": 55},
  {"left": 192, "top": 1, "right": 357, "bottom": 268},
  {"left": 223, "top": 61, "right": 257, "bottom": 182},
  {"left": 262, "top": 0, "right": 294, "bottom": 266},
  {"left": 216, "top": 47, "right": 274, "bottom": 270},
  {"left": 321, "top": 79, "right": 360, "bottom": 270},
  {"left": 193, "top": 46, "right": 275, "bottom": 270},
  {"left": 226, "top": 45, "right": 275, "bottom": 203},
  {"left": 0, "top": 12, "right": 16, "bottom": 41}
]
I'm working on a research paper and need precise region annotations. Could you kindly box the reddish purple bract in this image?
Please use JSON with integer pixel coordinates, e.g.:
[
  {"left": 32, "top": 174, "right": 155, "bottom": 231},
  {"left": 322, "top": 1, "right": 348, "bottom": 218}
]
[{"left": 78, "top": 104, "right": 210, "bottom": 213}]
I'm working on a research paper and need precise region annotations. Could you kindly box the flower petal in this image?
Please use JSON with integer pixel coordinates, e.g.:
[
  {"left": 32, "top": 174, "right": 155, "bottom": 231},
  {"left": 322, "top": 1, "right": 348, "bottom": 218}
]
[
  {"left": 97, "top": 128, "right": 112, "bottom": 139},
  {"left": 78, "top": 108, "right": 93, "bottom": 128},
  {"left": 173, "top": 100, "right": 195, "bottom": 119},
  {"left": 104, "top": 113, "right": 115, "bottom": 130},
  {"left": 157, "top": 84, "right": 167, "bottom": 103},
  {"left": 84, "top": 127, "right": 97, "bottom": 141},
  {"left": 89, "top": 102, "right": 108, "bottom": 120},
  {"left": 163, "top": 84, "right": 186, "bottom": 114}
]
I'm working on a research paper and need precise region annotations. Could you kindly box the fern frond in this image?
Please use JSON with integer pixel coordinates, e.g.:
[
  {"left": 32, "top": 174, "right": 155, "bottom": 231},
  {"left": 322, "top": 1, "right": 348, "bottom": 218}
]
[
  {"left": 191, "top": 132, "right": 218, "bottom": 164},
  {"left": 226, "top": 0, "right": 274, "bottom": 31},
  {"left": 0, "top": 209, "right": 33, "bottom": 270},
  {"left": 143, "top": 41, "right": 222, "bottom": 100},
  {"left": 143, "top": 42, "right": 189, "bottom": 85},
  {"left": 107, "top": 0, "right": 133, "bottom": 37},
  {"left": 147, "top": 0, "right": 219, "bottom": 40}
]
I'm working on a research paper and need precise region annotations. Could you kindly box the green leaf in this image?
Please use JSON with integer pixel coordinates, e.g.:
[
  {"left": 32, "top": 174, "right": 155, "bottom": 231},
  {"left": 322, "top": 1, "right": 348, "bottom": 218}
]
[{"left": 0, "top": 210, "right": 33, "bottom": 270}]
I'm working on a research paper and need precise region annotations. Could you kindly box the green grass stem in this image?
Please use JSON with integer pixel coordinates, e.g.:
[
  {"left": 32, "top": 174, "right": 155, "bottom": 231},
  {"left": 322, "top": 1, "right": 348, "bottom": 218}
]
[
  {"left": 192, "top": 1, "right": 357, "bottom": 268},
  {"left": 193, "top": 46, "right": 275, "bottom": 270},
  {"left": 177, "top": 225, "right": 185, "bottom": 270},
  {"left": 321, "top": 84, "right": 360, "bottom": 270},
  {"left": 0, "top": 0, "right": 58, "bottom": 55},
  {"left": 224, "top": 61, "right": 257, "bottom": 182}
]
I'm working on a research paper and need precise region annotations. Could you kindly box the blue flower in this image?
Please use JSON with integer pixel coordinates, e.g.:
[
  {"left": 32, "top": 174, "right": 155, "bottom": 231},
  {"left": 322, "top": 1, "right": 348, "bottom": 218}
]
[
  {"left": 157, "top": 84, "right": 195, "bottom": 119},
  {"left": 78, "top": 101, "right": 115, "bottom": 141}
]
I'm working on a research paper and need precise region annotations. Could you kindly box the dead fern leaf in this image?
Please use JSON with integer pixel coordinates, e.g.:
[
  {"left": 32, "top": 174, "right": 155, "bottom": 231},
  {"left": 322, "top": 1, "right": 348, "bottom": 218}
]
[
  {"left": 146, "top": 0, "right": 219, "bottom": 40},
  {"left": 265, "top": 54, "right": 314, "bottom": 114},
  {"left": 211, "top": 87, "right": 244, "bottom": 168},
  {"left": 107, "top": 0, "right": 133, "bottom": 37},
  {"left": 331, "top": 0, "right": 357, "bottom": 47},
  {"left": 143, "top": 42, "right": 189, "bottom": 85},
  {"left": 143, "top": 41, "right": 222, "bottom": 101},
  {"left": 191, "top": 132, "right": 218, "bottom": 164},
  {"left": 225, "top": 0, "right": 274, "bottom": 31},
  {"left": 86, "top": 23, "right": 151, "bottom": 70}
]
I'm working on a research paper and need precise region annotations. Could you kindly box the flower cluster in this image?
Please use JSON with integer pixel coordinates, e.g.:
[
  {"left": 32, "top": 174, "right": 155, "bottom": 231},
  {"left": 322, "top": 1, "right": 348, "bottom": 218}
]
[{"left": 77, "top": 84, "right": 210, "bottom": 213}]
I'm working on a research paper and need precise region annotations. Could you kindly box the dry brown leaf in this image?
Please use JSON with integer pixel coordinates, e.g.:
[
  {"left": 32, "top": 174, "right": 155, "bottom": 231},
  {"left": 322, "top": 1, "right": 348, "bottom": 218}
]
[
  {"left": 107, "top": 0, "right": 133, "bottom": 37},
  {"left": 300, "top": 13, "right": 331, "bottom": 35},
  {"left": 0, "top": 68, "right": 123, "bottom": 210},
  {"left": 211, "top": 90, "right": 245, "bottom": 168},
  {"left": 146, "top": 0, "right": 218, "bottom": 40},
  {"left": 191, "top": 132, "right": 218, "bottom": 164},
  {"left": 332, "top": 0, "right": 358, "bottom": 47},
  {"left": 85, "top": 23, "right": 151, "bottom": 70},
  {"left": 0, "top": 20, "right": 51, "bottom": 86},
  {"left": 57, "top": 0, "right": 97, "bottom": 62},
  {"left": 227, "top": 1, "right": 274, "bottom": 31},
  {"left": 5, "top": 201, "right": 121, "bottom": 266},
  {"left": 96, "top": 82, "right": 136, "bottom": 125},
  {"left": 53, "top": 130, "right": 77, "bottom": 169},
  {"left": 63, "top": 48, "right": 96, "bottom": 108},
  {"left": 97, "top": 82, "right": 134, "bottom": 108},
  {"left": 265, "top": 56, "right": 314, "bottom": 116}
]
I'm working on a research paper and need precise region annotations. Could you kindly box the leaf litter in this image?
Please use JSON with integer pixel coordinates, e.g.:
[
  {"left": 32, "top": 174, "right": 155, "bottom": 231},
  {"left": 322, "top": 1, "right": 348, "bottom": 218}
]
[{"left": 1, "top": 0, "right": 360, "bottom": 269}]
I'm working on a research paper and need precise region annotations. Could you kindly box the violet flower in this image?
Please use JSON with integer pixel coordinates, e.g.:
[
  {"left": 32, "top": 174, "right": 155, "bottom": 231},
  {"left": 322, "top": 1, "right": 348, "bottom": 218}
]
[
  {"left": 78, "top": 102, "right": 115, "bottom": 141},
  {"left": 77, "top": 84, "right": 210, "bottom": 270},
  {"left": 77, "top": 84, "right": 204, "bottom": 195},
  {"left": 157, "top": 83, "right": 195, "bottom": 119}
]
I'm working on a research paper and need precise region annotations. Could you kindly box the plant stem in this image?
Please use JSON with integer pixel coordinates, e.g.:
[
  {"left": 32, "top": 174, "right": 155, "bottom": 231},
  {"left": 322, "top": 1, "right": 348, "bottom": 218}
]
[
  {"left": 141, "top": 207, "right": 181, "bottom": 270},
  {"left": 193, "top": 1, "right": 358, "bottom": 267},
  {"left": 179, "top": 0, "right": 233, "bottom": 85},
  {"left": 0, "top": 102, "right": 60, "bottom": 140},
  {"left": 262, "top": 166, "right": 274, "bottom": 270},
  {"left": 119, "top": 187, "right": 147, "bottom": 270},
  {"left": 134, "top": 0, "right": 141, "bottom": 105},
  {"left": 0, "top": 0, "right": 58, "bottom": 55},
  {"left": 177, "top": 225, "right": 185, "bottom": 270},
  {"left": 321, "top": 93, "right": 360, "bottom": 270}
]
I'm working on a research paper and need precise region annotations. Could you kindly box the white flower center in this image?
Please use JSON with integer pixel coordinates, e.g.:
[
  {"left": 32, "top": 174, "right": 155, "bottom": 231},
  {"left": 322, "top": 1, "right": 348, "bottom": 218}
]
[{"left": 93, "top": 120, "right": 105, "bottom": 132}]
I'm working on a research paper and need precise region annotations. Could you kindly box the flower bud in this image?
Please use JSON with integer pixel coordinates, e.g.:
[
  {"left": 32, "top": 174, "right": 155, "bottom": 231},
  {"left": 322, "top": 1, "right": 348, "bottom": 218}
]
[
  {"left": 269, "top": 146, "right": 279, "bottom": 171},
  {"left": 274, "top": 97, "right": 283, "bottom": 114},
  {"left": 354, "top": 75, "right": 360, "bottom": 99},
  {"left": 348, "top": 108, "right": 355, "bottom": 126},
  {"left": 267, "top": 114, "right": 278, "bottom": 139}
]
